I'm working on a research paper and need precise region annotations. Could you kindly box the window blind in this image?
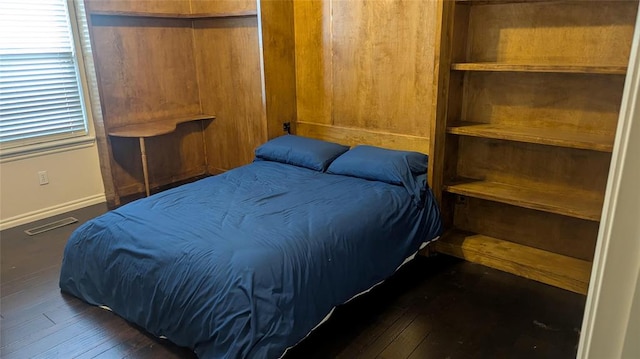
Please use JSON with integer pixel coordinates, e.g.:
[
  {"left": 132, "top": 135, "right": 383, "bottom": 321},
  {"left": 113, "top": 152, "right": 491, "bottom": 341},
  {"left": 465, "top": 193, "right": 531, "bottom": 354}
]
[{"left": 0, "top": 0, "right": 88, "bottom": 147}]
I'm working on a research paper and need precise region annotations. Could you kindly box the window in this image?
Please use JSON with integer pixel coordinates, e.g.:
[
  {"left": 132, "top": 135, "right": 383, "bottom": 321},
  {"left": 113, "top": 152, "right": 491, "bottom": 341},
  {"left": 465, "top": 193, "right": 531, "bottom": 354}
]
[{"left": 0, "top": 0, "right": 90, "bottom": 153}]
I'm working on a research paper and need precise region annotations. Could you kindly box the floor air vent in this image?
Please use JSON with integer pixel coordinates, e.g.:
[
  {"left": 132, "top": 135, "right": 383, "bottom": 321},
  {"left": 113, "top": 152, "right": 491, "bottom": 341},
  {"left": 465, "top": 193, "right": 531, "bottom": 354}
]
[{"left": 24, "top": 217, "right": 78, "bottom": 236}]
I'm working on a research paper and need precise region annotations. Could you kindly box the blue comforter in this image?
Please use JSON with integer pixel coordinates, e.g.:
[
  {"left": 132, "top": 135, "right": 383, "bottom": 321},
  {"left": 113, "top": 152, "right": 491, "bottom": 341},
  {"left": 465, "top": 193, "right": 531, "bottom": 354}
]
[{"left": 60, "top": 161, "right": 442, "bottom": 358}]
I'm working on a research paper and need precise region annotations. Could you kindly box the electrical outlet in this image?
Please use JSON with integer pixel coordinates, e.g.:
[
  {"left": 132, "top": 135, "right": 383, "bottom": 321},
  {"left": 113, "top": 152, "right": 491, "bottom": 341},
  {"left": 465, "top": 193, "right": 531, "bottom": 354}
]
[
  {"left": 38, "top": 170, "right": 49, "bottom": 185},
  {"left": 456, "top": 195, "right": 467, "bottom": 205}
]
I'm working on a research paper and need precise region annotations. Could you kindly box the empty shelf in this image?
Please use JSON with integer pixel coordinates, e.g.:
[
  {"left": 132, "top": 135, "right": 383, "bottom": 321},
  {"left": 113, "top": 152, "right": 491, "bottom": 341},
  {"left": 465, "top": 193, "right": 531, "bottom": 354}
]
[
  {"left": 434, "top": 229, "right": 592, "bottom": 294},
  {"left": 451, "top": 63, "right": 627, "bottom": 75},
  {"left": 444, "top": 180, "right": 603, "bottom": 221},
  {"left": 447, "top": 123, "right": 613, "bottom": 152}
]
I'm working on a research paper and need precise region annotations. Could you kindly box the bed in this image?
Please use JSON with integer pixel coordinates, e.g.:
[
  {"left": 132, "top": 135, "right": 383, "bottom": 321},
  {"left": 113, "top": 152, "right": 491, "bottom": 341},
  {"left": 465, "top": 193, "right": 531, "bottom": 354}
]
[{"left": 59, "top": 135, "right": 442, "bottom": 358}]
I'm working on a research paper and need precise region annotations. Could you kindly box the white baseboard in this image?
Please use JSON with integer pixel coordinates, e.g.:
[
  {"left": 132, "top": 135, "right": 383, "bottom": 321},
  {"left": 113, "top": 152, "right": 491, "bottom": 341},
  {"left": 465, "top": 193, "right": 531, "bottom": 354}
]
[{"left": 0, "top": 194, "right": 106, "bottom": 231}]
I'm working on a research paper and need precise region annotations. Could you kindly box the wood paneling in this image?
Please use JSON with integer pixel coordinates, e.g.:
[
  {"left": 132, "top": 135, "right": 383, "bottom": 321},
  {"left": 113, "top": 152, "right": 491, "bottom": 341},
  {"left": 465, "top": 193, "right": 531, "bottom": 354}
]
[
  {"left": 109, "top": 136, "right": 143, "bottom": 193},
  {"left": 293, "top": 0, "right": 437, "bottom": 152},
  {"left": 294, "top": 0, "right": 333, "bottom": 126},
  {"left": 78, "top": 6, "right": 119, "bottom": 207},
  {"left": 259, "top": 0, "right": 297, "bottom": 139},
  {"left": 429, "top": 1, "right": 459, "bottom": 203},
  {"left": 85, "top": 0, "right": 191, "bottom": 14},
  {"left": 297, "top": 121, "right": 429, "bottom": 153},
  {"left": 464, "top": 1, "right": 638, "bottom": 66},
  {"left": 90, "top": 16, "right": 201, "bottom": 128},
  {"left": 454, "top": 197, "right": 598, "bottom": 261},
  {"left": 111, "top": 122, "right": 208, "bottom": 197},
  {"left": 194, "top": 17, "right": 266, "bottom": 172},
  {"left": 89, "top": 15, "right": 205, "bottom": 197},
  {"left": 462, "top": 72, "right": 624, "bottom": 136},
  {"left": 456, "top": 137, "right": 611, "bottom": 195},
  {"left": 191, "top": 0, "right": 257, "bottom": 14},
  {"left": 152, "top": 123, "right": 207, "bottom": 183},
  {"left": 330, "top": 0, "right": 435, "bottom": 137}
]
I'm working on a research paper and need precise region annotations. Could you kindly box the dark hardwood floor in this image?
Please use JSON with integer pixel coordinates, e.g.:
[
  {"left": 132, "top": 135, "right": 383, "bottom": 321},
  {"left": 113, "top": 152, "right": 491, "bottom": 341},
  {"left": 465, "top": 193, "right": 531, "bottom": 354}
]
[{"left": 1, "top": 204, "right": 586, "bottom": 358}]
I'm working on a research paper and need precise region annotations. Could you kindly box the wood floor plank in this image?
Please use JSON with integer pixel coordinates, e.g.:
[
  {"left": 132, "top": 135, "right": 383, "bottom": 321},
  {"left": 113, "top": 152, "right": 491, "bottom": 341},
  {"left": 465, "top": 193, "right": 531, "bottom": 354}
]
[
  {"left": 42, "top": 293, "right": 94, "bottom": 324},
  {"left": 356, "top": 308, "right": 420, "bottom": 358},
  {"left": 1, "top": 292, "right": 62, "bottom": 327},
  {"left": 0, "top": 314, "right": 55, "bottom": 348},
  {"left": 125, "top": 338, "right": 196, "bottom": 359},
  {"left": 76, "top": 327, "right": 149, "bottom": 359},
  {"left": 0, "top": 291, "right": 88, "bottom": 332},
  {"left": 1, "top": 307, "right": 117, "bottom": 358},
  {"left": 377, "top": 313, "right": 434, "bottom": 359},
  {"left": 406, "top": 324, "right": 466, "bottom": 359},
  {"left": 1, "top": 264, "right": 61, "bottom": 297},
  {"left": 332, "top": 305, "right": 408, "bottom": 359},
  {"left": 29, "top": 314, "right": 127, "bottom": 359},
  {"left": 511, "top": 333, "right": 575, "bottom": 359},
  {"left": 1, "top": 274, "right": 62, "bottom": 315}
]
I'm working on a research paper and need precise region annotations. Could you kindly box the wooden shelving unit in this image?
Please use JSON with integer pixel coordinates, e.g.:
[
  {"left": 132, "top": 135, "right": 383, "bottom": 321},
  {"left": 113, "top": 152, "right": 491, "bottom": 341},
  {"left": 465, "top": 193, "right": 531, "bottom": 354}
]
[
  {"left": 451, "top": 62, "right": 627, "bottom": 75},
  {"left": 429, "top": 0, "right": 638, "bottom": 294},
  {"left": 107, "top": 114, "right": 215, "bottom": 138},
  {"left": 434, "top": 230, "right": 592, "bottom": 294},
  {"left": 447, "top": 122, "right": 614, "bottom": 152},
  {"left": 444, "top": 180, "right": 603, "bottom": 221},
  {"left": 455, "top": 0, "right": 608, "bottom": 5}
]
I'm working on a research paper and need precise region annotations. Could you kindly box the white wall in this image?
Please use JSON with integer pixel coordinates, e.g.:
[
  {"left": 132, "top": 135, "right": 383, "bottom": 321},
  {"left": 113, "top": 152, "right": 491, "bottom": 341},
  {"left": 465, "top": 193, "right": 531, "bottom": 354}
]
[
  {"left": 622, "top": 279, "right": 640, "bottom": 358},
  {"left": 0, "top": 143, "right": 105, "bottom": 230},
  {"left": 578, "top": 79, "right": 640, "bottom": 358},
  {"left": 578, "top": 5, "right": 640, "bottom": 358},
  {"left": 0, "top": 0, "right": 106, "bottom": 231}
]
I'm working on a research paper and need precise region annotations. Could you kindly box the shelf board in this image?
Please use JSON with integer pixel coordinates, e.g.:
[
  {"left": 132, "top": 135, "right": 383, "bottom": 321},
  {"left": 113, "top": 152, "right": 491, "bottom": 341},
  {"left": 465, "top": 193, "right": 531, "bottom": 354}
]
[
  {"left": 444, "top": 180, "right": 603, "bottom": 221},
  {"left": 456, "top": 0, "right": 547, "bottom": 2},
  {"left": 90, "top": 10, "right": 258, "bottom": 19},
  {"left": 447, "top": 122, "right": 613, "bottom": 152},
  {"left": 108, "top": 114, "right": 215, "bottom": 138},
  {"left": 456, "top": 0, "right": 622, "bottom": 5},
  {"left": 433, "top": 230, "right": 592, "bottom": 294},
  {"left": 451, "top": 62, "right": 627, "bottom": 75}
]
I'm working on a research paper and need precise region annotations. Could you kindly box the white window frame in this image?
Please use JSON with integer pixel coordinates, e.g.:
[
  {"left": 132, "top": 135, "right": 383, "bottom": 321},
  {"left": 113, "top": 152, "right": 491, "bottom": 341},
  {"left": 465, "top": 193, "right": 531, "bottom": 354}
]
[{"left": 0, "top": 0, "right": 96, "bottom": 161}]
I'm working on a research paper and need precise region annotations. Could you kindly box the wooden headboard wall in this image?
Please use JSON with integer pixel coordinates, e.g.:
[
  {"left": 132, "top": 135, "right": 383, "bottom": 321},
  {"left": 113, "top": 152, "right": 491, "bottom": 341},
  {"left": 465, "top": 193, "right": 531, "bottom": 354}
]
[
  {"left": 84, "top": 0, "right": 439, "bottom": 204},
  {"left": 293, "top": 0, "right": 438, "bottom": 154}
]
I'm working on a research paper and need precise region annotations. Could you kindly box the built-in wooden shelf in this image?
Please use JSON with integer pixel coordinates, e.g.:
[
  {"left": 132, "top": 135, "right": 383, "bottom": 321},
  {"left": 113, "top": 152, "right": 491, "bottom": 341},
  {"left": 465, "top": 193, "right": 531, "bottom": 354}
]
[
  {"left": 451, "top": 62, "right": 627, "bottom": 75},
  {"left": 90, "top": 10, "right": 257, "bottom": 19},
  {"left": 107, "top": 114, "right": 214, "bottom": 197},
  {"left": 456, "top": 0, "right": 616, "bottom": 5},
  {"left": 444, "top": 179, "right": 603, "bottom": 221},
  {"left": 447, "top": 122, "right": 614, "bottom": 152},
  {"left": 433, "top": 230, "right": 592, "bottom": 294},
  {"left": 457, "top": 0, "right": 548, "bottom": 4},
  {"left": 107, "top": 114, "right": 215, "bottom": 138}
]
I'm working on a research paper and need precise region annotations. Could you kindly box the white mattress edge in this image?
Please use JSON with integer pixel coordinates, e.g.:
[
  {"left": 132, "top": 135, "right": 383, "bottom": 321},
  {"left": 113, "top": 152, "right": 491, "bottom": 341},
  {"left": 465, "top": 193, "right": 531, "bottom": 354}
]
[{"left": 278, "top": 237, "right": 438, "bottom": 358}]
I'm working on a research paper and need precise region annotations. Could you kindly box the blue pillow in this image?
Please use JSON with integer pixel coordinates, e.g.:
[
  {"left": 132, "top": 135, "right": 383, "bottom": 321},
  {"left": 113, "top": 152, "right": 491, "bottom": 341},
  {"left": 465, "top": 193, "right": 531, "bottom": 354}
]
[
  {"left": 327, "top": 145, "right": 428, "bottom": 207},
  {"left": 326, "top": 145, "right": 428, "bottom": 185},
  {"left": 255, "top": 135, "right": 349, "bottom": 171}
]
